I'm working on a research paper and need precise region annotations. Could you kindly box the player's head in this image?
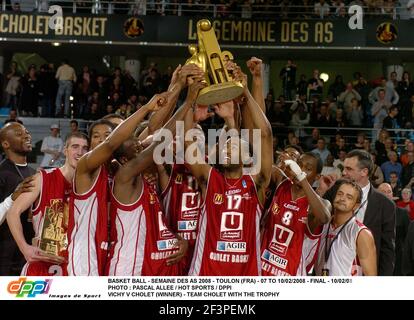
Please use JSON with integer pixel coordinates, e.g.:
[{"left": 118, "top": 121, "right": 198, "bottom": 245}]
[
  {"left": 221, "top": 136, "right": 249, "bottom": 170},
  {"left": 88, "top": 119, "right": 116, "bottom": 150},
  {"left": 64, "top": 132, "right": 89, "bottom": 169},
  {"left": 0, "top": 122, "right": 32, "bottom": 156},
  {"left": 333, "top": 180, "right": 362, "bottom": 215},
  {"left": 113, "top": 136, "right": 141, "bottom": 165},
  {"left": 102, "top": 113, "right": 124, "bottom": 127},
  {"left": 297, "top": 152, "right": 323, "bottom": 185},
  {"left": 283, "top": 145, "right": 303, "bottom": 162}
]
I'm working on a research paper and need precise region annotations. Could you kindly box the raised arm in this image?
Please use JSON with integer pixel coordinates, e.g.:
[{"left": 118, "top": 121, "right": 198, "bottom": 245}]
[
  {"left": 146, "top": 64, "right": 204, "bottom": 135},
  {"left": 246, "top": 57, "right": 266, "bottom": 113},
  {"left": 238, "top": 71, "right": 273, "bottom": 203},
  {"left": 77, "top": 92, "right": 170, "bottom": 175},
  {"left": 116, "top": 81, "right": 207, "bottom": 185}
]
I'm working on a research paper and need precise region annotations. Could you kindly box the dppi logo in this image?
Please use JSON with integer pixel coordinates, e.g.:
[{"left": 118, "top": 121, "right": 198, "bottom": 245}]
[{"left": 7, "top": 277, "right": 52, "bottom": 298}]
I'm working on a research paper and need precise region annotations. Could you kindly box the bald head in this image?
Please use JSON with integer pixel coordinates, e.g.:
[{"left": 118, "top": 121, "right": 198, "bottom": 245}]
[
  {"left": 378, "top": 183, "right": 393, "bottom": 200},
  {"left": 0, "top": 122, "right": 32, "bottom": 155}
]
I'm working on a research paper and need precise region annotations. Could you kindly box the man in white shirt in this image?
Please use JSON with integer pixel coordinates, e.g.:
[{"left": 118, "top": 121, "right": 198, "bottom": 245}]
[
  {"left": 55, "top": 59, "right": 76, "bottom": 117},
  {"left": 317, "top": 149, "right": 396, "bottom": 275},
  {"left": 40, "top": 124, "right": 64, "bottom": 168}
]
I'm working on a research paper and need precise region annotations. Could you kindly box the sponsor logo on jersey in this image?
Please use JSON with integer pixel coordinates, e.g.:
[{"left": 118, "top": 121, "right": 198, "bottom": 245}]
[
  {"left": 149, "top": 193, "right": 156, "bottom": 204},
  {"left": 269, "top": 224, "right": 294, "bottom": 256},
  {"left": 216, "top": 241, "right": 247, "bottom": 253},
  {"left": 7, "top": 277, "right": 52, "bottom": 298},
  {"left": 298, "top": 217, "right": 307, "bottom": 224},
  {"left": 284, "top": 203, "right": 299, "bottom": 211},
  {"left": 242, "top": 180, "right": 247, "bottom": 188},
  {"left": 178, "top": 220, "right": 198, "bottom": 231},
  {"left": 225, "top": 189, "right": 242, "bottom": 196},
  {"left": 181, "top": 192, "right": 200, "bottom": 215},
  {"left": 262, "top": 249, "right": 288, "bottom": 270},
  {"left": 158, "top": 211, "right": 174, "bottom": 238},
  {"left": 175, "top": 174, "right": 183, "bottom": 184},
  {"left": 272, "top": 202, "right": 280, "bottom": 215},
  {"left": 220, "top": 212, "right": 243, "bottom": 241},
  {"left": 213, "top": 193, "right": 223, "bottom": 205},
  {"left": 157, "top": 238, "right": 178, "bottom": 251}
]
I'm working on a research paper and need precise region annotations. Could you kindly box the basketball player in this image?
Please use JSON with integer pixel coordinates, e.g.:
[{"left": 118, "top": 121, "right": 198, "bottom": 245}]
[
  {"left": 187, "top": 75, "right": 273, "bottom": 276},
  {"left": 68, "top": 92, "right": 170, "bottom": 276},
  {"left": 106, "top": 82, "right": 207, "bottom": 276},
  {"left": 260, "top": 153, "right": 331, "bottom": 276},
  {"left": 314, "top": 180, "right": 377, "bottom": 276},
  {"left": 7, "top": 132, "right": 89, "bottom": 276}
]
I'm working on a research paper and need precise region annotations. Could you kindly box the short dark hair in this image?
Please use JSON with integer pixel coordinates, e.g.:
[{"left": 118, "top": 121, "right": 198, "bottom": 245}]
[
  {"left": 346, "top": 149, "right": 373, "bottom": 175},
  {"left": 390, "top": 171, "right": 398, "bottom": 176},
  {"left": 336, "top": 179, "right": 363, "bottom": 204},
  {"left": 87, "top": 119, "right": 115, "bottom": 143},
  {"left": 389, "top": 105, "right": 398, "bottom": 112},
  {"left": 303, "top": 152, "right": 323, "bottom": 174},
  {"left": 70, "top": 120, "right": 79, "bottom": 126}
]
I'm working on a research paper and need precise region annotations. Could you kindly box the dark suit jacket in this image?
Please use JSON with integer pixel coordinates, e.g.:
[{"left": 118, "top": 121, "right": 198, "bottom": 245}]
[{"left": 324, "top": 181, "right": 396, "bottom": 276}]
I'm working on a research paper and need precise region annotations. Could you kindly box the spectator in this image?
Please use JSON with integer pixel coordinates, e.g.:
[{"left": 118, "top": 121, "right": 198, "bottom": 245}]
[
  {"left": 397, "top": 188, "right": 414, "bottom": 220},
  {"left": 363, "top": 138, "right": 373, "bottom": 153},
  {"left": 115, "top": 101, "right": 131, "bottom": 119},
  {"left": 40, "top": 124, "right": 64, "bottom": 168},
  {"left": 354, "top": 132, "right": 366, "bottom": 149},
  {"left": 55, "top": 59, "right": 77, "bottom": 117},
  {"left": 84, "top": 102, "right": 101, "bottom": 121},
  {"left": 290, "top": 103, "right": 310, "bottom": 137},
  {"left": 389, "top": 171, "right": 403, "bottom": 200},
  {"left": 330, "top": 107, "right": 347, "bottom": 128},
  {"left": 397, "top": 72, "right": 414, "bottom": 124},
  {"left": 400, "top": 141, "right": 414, "bottom": 167},
  {"left": 328, "top": 75, "right": 346, "bottom": 100},
  {"left": 375, "top": 129, "right": 391, "bottom": 165},
  {"left": 378, "top": 183, "right": 410, "bottom": 276},
  {"left": 4, "top": 109, "right": 22, "bottom": 125},
  {"left": 331, "top": 0, "right": 345, "bottom": 17},
  {"left": 143, "top": 68, "right": 161, "bottom": 97},
  {"left": 19, "top": 66, "right": 39, "bottom": 117},
  {"left": 321, "top": 153, "right": 342, "bottom": 179},
  {"left": 338, "top": 82, "right": 362, "bottom": 112},
  {"left": 372, "top": 89, "right": 392, "bottom": 139},
  {"left": 4, "top": 61, "right": 21, "bottom": 109},
  {"left": 70, "top": 120, "right": 79, "bottom": 134},
  {"left": 305, "top": 127, "right": 320, "bottom": 151},
  {"left": 268, "top": 101, "right": 290, "bottom": 128},
  {"left": 279, "top": 59, "right": 296, "bottom": 100},
  {"left": 347, "top": 98, "right": 364, "bottom": 127},
  {"left": 381, "top": 151, "right": 403, "bottom": 182},
  {"left": 307, "top": 69, "right": 324, "bottom": 99},
  {"left": 333, "top": 149, "right": 347, "bottom": 172},
  {"left": 369, "top": 152, "right": 384, "bottom": 188},
  {"left": 382, "top": 0, "right": 397, "bottom": 19},
  {"left": 312, "top": 137, "right": 331, "bottom": 165},
  {"left": 402, "top": 150, "right": 414, "bottom": 187},
  {"left": 314, "top": 0, "right": 330, "bottom": 18},
  {"left": 296, "top": 74, "right": 308, "bottom": 96},
  {"left": 408, "top": 0, "right": 414, "bottom": 19},
  {"left": 382, "top": 105, "right": 400, "bottom": 138},
  {"left": 369, "top": 78, "right": 399, "bottom": 105},
  {"left": 37, "top": 63, "right": 57, "bottom": 117}
]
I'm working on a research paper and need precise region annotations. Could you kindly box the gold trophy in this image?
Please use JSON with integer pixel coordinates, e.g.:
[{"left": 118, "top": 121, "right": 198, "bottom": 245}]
[
  {"left": 185, "top": 19, "right": 244, "bottom": 105},
  {"left": 33, "top": 199, "right": 68, "bottom": 261}
]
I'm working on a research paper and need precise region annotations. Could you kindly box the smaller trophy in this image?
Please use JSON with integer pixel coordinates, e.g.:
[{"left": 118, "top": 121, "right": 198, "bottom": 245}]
[{"left": 185, "top": 19, "right": 244, "bottom": 106}]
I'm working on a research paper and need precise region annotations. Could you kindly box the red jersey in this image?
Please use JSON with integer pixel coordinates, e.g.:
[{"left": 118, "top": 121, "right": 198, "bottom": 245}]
[
  {"left": 67, "top": 166, "right": 110, "bottom": 276},
  {"left": 396, "top": 200, "right": 414, "bottom": 220},
  {"left": 22, "top": 168, "right": 71, "bottom": 276},
  {"left": 189, "top": 168, "right": 262, "bottom": 276},
  {"left": 107, "top": 177, "right": 180, "bottom": 276},
  {"left": 261, "top": 179, "right": 320, "bottom": 276},
  {"left": 161, "top": 164, "right": 201, "bottom": 275}
]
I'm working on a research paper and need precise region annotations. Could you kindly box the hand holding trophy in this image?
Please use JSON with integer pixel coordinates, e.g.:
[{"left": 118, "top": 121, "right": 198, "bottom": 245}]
[{"left": 184, "top": 19, "right": 244, "bottom": 105}]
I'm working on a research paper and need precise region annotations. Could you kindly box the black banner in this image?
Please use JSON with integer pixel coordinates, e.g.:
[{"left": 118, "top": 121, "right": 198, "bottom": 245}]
[{"left": 0, "top": 13, "right": 410, "bottom": 48}]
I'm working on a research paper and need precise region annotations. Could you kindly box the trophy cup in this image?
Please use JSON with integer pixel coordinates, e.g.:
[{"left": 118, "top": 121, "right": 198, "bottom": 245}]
[
  {"left": 185, "top": 19, "right": 244, "bottom": 106},
  {"left": 33, "top": 199, "right": 68, "bottom": 262}
]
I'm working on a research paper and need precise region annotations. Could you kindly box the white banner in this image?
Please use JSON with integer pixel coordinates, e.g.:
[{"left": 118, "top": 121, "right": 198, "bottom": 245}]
[{"left": 0, "top": 276, "right": 413, "bottom": 301}]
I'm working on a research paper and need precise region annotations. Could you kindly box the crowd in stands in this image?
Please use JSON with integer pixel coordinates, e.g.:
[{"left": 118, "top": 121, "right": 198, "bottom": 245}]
[{"left": 4, "top": 0, "right": 414, "bottom": 19}]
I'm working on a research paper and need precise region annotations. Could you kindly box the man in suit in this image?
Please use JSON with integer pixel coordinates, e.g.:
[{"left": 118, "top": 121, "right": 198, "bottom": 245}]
[
  {"left": 317, "top": 149, "right": 396, "bottom": 276},
  {"left": 377, "top": 183, "right": 410, "bottom": 276}
]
